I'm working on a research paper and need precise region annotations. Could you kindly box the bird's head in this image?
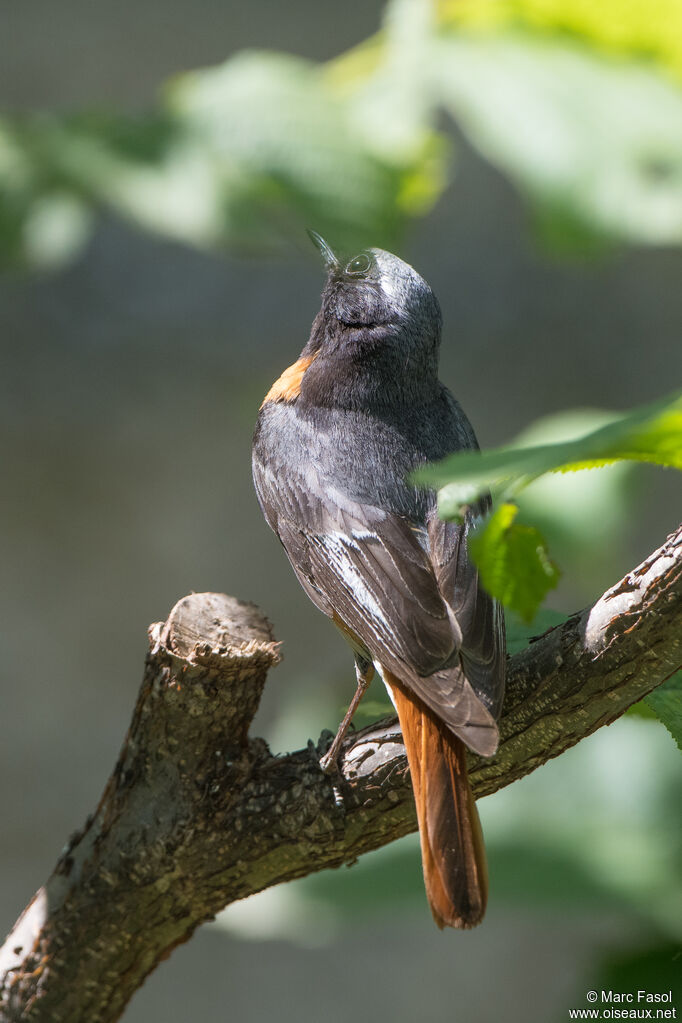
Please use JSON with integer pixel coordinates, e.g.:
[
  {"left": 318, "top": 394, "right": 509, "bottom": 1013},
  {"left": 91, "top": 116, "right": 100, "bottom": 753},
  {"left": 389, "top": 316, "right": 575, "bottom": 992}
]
[
  {"left": 301, "top": 233, "right": 442, "bottom": 409},
  {"left": 308, "top": 230, "right": 440, "bottom": 335}
]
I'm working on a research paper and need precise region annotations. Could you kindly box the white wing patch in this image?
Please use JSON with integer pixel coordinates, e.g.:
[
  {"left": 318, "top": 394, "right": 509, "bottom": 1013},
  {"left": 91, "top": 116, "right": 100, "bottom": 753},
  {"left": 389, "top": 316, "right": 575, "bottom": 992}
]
[
  {"left": 350, "top": 528, "right": 376, "bottom": 542},
  {"left": 317, "top": 531, "right": 398, "bottom": 643}
]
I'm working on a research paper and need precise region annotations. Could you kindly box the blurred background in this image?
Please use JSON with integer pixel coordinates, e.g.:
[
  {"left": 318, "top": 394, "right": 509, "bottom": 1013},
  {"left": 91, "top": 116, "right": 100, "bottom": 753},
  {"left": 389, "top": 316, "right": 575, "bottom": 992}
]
[{"left": 1, "top": 0, "right": 681, "bottom": 1020}]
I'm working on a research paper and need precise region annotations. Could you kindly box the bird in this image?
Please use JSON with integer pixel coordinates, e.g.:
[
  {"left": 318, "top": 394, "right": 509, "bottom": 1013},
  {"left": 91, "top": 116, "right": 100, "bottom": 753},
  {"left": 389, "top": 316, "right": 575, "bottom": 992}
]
[{"left": 252, "top": 233, "right": 506, "bottom": 929}]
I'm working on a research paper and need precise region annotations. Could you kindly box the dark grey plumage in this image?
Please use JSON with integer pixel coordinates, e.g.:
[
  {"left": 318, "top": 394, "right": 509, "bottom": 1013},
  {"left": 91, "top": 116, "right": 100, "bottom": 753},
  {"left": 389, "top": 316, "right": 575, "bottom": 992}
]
[{"left": 252, "top": 246, "right": 505, "bottom": 755}]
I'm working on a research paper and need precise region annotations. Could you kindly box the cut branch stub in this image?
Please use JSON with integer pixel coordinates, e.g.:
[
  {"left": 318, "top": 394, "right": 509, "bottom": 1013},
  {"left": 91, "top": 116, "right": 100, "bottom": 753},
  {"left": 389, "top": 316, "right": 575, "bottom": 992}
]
[
  {"left": 0, "top": 593, "right": 281, "bottom": 1023},
  {"left": 150, "top": 591, "right": 281, "bottom": 747}
]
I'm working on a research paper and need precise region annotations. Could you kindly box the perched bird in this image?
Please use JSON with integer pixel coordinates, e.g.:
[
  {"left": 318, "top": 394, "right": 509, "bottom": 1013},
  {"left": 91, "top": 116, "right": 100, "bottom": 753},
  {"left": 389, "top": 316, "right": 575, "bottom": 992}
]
[{"left": 252, "top": 234, "right": 505, "bottom": 929}]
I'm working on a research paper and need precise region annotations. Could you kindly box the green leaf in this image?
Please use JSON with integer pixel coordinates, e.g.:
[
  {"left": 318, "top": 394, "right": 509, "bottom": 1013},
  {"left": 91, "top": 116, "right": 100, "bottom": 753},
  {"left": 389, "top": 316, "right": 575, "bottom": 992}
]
[
  {"left": 469, "top": 502, "right": 561, "bottom": 622},
  {"left": 644, "top": 672, "right": 682, "bottom": 752},
  {"left": 511, "top": 411, "right": 635, "bottom": 599},
  {"left": 420, "top": 391, "right": 682, "bottom": 515}
]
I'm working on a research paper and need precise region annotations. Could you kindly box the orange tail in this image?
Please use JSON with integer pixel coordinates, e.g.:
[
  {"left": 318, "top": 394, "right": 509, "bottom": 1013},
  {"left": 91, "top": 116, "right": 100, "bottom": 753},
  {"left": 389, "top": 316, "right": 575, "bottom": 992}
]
[{"left": 387, "top": 674, "right": 488, "bottom": 929}]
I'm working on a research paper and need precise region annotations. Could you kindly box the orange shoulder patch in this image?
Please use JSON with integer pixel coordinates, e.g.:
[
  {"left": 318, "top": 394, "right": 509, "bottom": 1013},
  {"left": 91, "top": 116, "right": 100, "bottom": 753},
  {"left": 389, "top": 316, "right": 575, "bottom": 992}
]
[{"left": 260, "top": 353, "right": 317, "bottom": 408}]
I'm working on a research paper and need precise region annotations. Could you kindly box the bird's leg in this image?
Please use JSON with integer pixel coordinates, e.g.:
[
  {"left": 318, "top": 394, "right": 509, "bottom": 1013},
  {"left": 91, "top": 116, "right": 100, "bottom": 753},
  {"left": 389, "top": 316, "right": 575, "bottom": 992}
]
[{"left": 319, "top": 655, "right": 374, "bottom": 774}]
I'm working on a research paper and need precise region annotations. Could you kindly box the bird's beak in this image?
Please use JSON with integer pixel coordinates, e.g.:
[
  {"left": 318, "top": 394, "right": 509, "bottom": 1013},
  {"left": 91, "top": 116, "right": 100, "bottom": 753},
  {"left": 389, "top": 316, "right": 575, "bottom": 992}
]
[{"left": 307, "top": 230, "right": 339, "bottom": 271}]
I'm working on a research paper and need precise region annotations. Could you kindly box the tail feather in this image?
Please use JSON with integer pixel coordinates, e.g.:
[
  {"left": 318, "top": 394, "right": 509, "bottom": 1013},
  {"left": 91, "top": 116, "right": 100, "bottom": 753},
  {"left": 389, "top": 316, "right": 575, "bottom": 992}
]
[{"left": 387, "top": 672, "right": 488, "bottom": 929}]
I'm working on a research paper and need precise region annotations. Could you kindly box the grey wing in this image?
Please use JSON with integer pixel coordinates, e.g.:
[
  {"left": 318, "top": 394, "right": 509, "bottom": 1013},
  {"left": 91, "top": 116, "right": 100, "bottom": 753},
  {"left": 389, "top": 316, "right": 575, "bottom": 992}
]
[
  {"left": 427, "top": 504, "right": 506, "bottom": 720},
  {"left": 253, "top": 452, "right": 498, "bottom": 751},
  {"left": 256, "top": 458, "right": 458, "bottom": 672}
]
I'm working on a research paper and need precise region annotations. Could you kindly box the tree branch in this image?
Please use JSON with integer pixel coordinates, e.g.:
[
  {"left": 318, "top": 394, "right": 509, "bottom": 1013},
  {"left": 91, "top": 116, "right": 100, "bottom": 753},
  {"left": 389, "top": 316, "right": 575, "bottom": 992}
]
[{"left": 2, "top": 526, "right": 681, "bottom": 1023}]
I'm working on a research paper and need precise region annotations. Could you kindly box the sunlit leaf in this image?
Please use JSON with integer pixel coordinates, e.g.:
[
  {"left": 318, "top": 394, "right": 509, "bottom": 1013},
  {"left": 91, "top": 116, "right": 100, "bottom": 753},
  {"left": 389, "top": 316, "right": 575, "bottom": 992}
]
[
  {"left": 469, "top": 502, "right": 561, "bottom": 622},
  {"left": 419, "top": 391, "right": 682, "bottom": 513},
  {"left": 512, "top": 411, "right": 634, "bottom": 596}
]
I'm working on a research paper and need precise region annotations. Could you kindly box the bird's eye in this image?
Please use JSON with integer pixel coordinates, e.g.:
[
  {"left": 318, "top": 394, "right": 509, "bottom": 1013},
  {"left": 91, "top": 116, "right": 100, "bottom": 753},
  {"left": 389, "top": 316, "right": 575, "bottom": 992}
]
[{"left": 345, "top": 252, "right": 372, "bottom": 277}]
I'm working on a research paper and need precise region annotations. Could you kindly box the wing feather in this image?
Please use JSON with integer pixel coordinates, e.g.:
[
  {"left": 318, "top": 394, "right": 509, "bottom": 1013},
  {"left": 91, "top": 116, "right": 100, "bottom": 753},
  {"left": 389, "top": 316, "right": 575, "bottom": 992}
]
[
  {"left": 427, "top": 507, "right": 506, "bottom": 720},
  {"left": 254, "top": 448, "right": 502, "bottom": 751}
]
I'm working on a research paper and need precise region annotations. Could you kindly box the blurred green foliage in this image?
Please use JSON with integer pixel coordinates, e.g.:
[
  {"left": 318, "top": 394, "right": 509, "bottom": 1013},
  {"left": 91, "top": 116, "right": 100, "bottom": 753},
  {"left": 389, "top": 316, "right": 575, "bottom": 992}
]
[
  {"left": 441, "top": 0, "right": 682, "bottom": 78},
  {"left": 2, "top": 0, "right": 682, "bottom": 268},
  {"left": 582, "top": 941, "right": 681, "bottom": 1021}
]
